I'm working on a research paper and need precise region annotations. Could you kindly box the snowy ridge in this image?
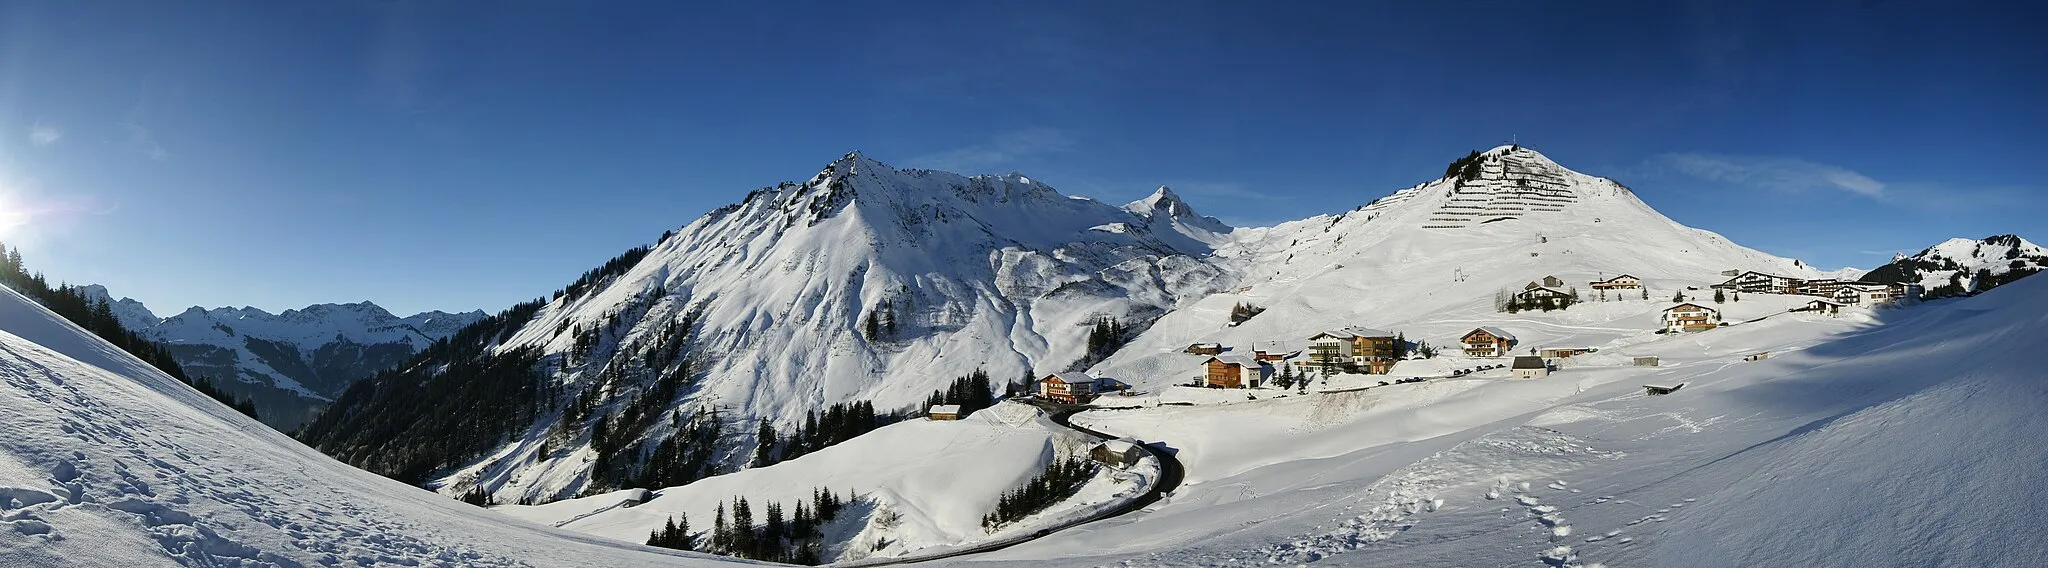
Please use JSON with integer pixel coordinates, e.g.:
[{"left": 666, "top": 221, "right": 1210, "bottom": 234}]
[
  {"left": 1860, "top": 234, "right": 2046, "bottom": 296},
  {"left": 0, "top": 285, "right": 746, "bottom": 567},
  {"left": 77, "top": 285, "right": 484, "bottom": 430}
]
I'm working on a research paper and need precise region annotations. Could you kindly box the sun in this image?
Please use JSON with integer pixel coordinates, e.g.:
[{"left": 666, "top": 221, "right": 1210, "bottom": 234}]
[{"left": 0, "top": 191, "right": 29, "bottom": 242}]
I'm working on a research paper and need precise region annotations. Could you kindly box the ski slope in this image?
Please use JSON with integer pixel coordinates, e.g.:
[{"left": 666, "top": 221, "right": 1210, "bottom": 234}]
[{"left": 0, "top": 285, "right": 751, "bottom": 567}]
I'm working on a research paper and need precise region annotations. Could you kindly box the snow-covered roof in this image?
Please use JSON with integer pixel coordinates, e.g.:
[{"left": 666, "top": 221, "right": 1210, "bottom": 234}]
[
  {"left": 1512, "top": 356, "right": 1547, "bottom": 369},
  {"left": 1517, "top": 286, "right": 1572, "bottom": 297},
  {"left": 1043, "top": 372, "right": 1095, "bottom": 384},
  {"left": 1097, "top": 439, "right": 1140, "bottom": 455},
  {"left": 928, "top": 404, "right": 962, "bottom": 415},
  {"left": 1469, "top": 326, "right": 1516, "bottom": 342},
  {"left": 1311, "top": 326, "right": 1394, "bottom": 340},
  {"left": 1666, "top": 302, "right": 1719, "bottom": 314},
  {"left": 1594, "top": 274, "right": 1639, "bottom": 283},
  {"left": 1206, "top": 355, "right": 1264, "bottom": 368}
]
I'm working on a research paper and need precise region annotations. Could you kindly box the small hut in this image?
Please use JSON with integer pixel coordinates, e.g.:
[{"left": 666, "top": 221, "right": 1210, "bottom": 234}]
[{"left": 1091, "top": 440, "right": 1144, "bottom": 470}]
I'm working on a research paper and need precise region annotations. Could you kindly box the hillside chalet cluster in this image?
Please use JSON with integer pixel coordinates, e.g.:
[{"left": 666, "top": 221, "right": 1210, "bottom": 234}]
[{"left": 1017, "top": 268, "right": 1934, "bottom": 402}]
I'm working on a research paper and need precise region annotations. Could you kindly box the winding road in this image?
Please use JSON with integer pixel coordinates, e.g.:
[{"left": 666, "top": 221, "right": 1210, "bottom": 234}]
[{"left": 835, "top": 402, "right": 1185, "bottom": 566}]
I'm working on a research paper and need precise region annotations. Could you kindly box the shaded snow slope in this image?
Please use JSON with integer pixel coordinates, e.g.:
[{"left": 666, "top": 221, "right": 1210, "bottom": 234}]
[
  {"left": 0, "top": 285, "right": 748, "bottom": 567},
  {"left": 960, "top": 261, "right": 2047, "bottom": 567}
]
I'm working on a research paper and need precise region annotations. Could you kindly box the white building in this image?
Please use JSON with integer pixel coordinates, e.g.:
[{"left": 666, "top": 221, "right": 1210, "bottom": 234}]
[{"left": 1662, "top": 302, "right": 1723, "bottom": 333}]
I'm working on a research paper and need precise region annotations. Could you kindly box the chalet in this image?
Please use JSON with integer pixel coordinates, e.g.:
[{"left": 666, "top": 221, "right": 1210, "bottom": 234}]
[
  {"left": 1038, "top": 372, "right": 1097, "bottom": 404},
  {"left": 1510, "top": 356, "right": 1549, "bottom": 379},
  {"left": 1539, "top": 347, "right": 1593, "bottom": 359},
  {"left": 1306, "top": 327, "right": 1399, "bottom": 368},
  {"left": 1589, "top": 274, "right": 1642, "bottom": 290},
  {"left": 928, "top": 404, "right": 962, "bottom": 421},
  {"left": 1462, "top": 327, "right": 1517, "bottom": 358},
  {"left": 1794, "top": 298, "right": 1845, "bottom": 316},
  {"left": 1202, "top": 355, "right": 1270, "bottom": 389},
  {"left": 1542, "top": 275, "right": 1565, "bottom": 288},
  {"left": 1183, "top": 343, "right": 1223, "bottom": 356},
  {"left": 1633, "top": 356, "right": 1661, "bottom": 367},
  {"left": 1515, "top": 286, "right": 1574, "bottom": 305},
  {"left": 1643, "top": 383, "right": 1685, "bottom": 396},
  {"left": 1713, "top": 271, "right": 1802, "bottom": 294},
  {"left": 1661, "top": 303, "right": 1722, "bottom": 333},
  {"left": 1091, "top": 439, "right": 1145, "bottom": 470}
]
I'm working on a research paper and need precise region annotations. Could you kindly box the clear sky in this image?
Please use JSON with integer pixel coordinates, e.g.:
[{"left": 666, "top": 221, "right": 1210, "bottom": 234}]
[{"left": 1, "top": 1, "right": 2042, "bottom": 315}]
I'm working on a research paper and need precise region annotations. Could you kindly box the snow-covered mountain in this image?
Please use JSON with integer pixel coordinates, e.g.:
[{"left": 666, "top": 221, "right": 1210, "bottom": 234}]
[
  {"left": 1859, "top": 234, "right": 2045, "bottom": 298},
  {"left": 303, "top": 152, "right": 1233, "bottom": 502},
  {"left": 304, "top": 146, "right": 1840, "bottom": 506},
  {"left": 77, "top": 285, "right": 483, "bottom": 430}
]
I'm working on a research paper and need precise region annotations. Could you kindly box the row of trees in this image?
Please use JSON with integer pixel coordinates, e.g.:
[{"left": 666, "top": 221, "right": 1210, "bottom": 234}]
[
  {"left": 983, "top": 456, "right": 1097, "bottom": 530},
  {"left": 0, "top": 242, "right": 257, "bottom": 419},
  {"left": 646, "top": 487, "right": 851, "bottom": 564},
  {"left": 753, "top": 401, "right": 900, "bottom": 467},
  {"left": 1070, "top": 316, "right": 1128, "bottom": 371}
]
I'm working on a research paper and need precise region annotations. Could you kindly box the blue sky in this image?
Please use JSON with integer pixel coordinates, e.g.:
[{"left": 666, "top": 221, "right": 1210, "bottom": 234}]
[{"left": 1, "top": 1, "right": 2042, "bottom": 315}]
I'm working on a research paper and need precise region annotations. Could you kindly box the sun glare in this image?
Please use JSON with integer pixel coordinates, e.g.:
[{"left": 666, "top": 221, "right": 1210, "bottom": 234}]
[{"left": 0, "top": 192, "right": 28, "bottom": 242}]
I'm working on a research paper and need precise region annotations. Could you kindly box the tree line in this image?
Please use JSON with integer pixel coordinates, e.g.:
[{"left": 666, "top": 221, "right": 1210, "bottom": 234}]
[
  {"left": 982, "top": 456, "right": 1097, "bottom": 531},
  {"left": 647, "top": 487, "right": 852, "bottom": 565}
]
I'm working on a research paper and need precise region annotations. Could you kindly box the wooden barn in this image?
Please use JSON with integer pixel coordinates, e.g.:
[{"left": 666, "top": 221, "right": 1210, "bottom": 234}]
[
  {"left": 1183, "top": 343, "right": 1223, "bottom": 356},
  {"left": 928, "top": 404, "right": 962, "bottom": 421}
]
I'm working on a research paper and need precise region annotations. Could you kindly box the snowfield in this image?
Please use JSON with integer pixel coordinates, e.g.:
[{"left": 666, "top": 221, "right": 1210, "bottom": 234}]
[
  {"left": 954, "top": 275, "right": 2048, "bottom": 567},
  {"left": 0, "top": 285, "right": 749, "bottom": 567}
]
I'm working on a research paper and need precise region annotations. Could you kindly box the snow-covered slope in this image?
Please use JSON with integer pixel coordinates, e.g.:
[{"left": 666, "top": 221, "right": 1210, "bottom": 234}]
[
  {"left": 1860, "top": 234, "right": 2045, "bottom": 298},
  {"left": 1092, "top": 145, "right": 1824, "bottom": 388},
  {"left": 79, "top": 285, "right": 483, "bottom": 430},
  {"left": 961, "top": 243, "right": 2048, "bottom": 568},
  {"left": 496, "top": 401, "right": 1151, "bottom": 563},
  {"left": 0, "top": 285, "right": 749, "bottom": 567}
]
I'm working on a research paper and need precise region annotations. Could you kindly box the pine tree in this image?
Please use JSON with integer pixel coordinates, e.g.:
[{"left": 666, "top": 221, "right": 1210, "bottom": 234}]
[
  {"left": 1713, "top": 288, "right": 1726, "bottom": 303},
  {"left": 1673, "top": 290, "right": 1686, "bottom": 302}
]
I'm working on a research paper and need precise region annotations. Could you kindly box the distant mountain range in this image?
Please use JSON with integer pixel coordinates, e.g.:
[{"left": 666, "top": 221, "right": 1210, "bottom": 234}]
[{"left": 79, "top": 285, "right": 483, "bottom": 430}]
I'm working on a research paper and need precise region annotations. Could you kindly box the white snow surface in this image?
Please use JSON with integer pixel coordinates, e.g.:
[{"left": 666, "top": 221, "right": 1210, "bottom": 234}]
[
  {"left": 495, "top": 401, "right": 1150, "bottom": 563},
  {"left": 0, "top": 285, "right": 751, "bottom": 567},
  {"left": 949, "top": 269, "right": 2048, "bottom": 567}
]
